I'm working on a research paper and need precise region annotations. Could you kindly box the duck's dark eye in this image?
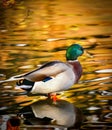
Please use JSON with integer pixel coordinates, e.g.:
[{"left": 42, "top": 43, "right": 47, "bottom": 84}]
[
  {"left": 79, "top": 47, "right": 84, "bottom": 54},
  {"left": 17, "top": 79, "right": 24, "bottom": 86},
  {"left": 80, "top": 47, "right": 83, "bottom": 51}
]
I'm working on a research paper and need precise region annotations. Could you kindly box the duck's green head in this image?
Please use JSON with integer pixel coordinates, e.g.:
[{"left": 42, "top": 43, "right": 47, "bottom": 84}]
[{"left": 66, "top": 44, "right": 84, "bottom": 60}]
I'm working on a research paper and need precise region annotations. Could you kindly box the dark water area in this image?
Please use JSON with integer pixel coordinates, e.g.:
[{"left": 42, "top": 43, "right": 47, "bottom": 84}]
[{"left": 0, "top": 0, "right": 112, "bottom": 129}]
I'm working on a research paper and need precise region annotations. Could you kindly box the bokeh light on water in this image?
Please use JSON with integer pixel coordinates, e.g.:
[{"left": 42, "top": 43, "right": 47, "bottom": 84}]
[{"left": 0, "top": 0, "right": 112, "bottom": 129}]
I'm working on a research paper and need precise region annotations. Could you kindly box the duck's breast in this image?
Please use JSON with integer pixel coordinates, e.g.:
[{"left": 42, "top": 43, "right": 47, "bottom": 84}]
[{"left": 68, "top": 61, "right": 82, "bottom": 83}]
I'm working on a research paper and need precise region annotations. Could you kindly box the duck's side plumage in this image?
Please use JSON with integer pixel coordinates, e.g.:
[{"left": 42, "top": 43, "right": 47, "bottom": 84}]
[
  {"left": 16, "top": 59, "right": 82, "bottom": 94},
  {"left": 31, "top": 62, "right": 77, "bottom": 94}
]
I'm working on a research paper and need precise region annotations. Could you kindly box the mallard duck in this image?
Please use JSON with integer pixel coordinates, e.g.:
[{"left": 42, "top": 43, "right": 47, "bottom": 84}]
[{"left": 15, "top": 44, "right": 84, "bottom": 97}]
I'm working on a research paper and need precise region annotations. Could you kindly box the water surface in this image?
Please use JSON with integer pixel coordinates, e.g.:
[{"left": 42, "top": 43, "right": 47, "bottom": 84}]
[{"left": 0, "top": 0, "right": 112, "bottom": 129}]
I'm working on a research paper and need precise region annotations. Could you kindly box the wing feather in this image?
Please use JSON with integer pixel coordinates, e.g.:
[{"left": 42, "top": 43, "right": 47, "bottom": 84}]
[{"left": 24, "top": 61, "right": 69, "bottom": 81}]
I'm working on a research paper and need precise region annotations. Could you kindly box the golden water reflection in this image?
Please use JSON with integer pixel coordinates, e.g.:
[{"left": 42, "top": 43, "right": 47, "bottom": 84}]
[{"left": 0, "top": 0, "right": 112, "bottom": 129}]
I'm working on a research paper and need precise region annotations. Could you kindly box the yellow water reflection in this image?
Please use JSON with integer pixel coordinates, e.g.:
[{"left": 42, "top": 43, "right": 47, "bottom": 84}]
[{"left": 0, "top": 0, "right": 112, "bottom": 129}]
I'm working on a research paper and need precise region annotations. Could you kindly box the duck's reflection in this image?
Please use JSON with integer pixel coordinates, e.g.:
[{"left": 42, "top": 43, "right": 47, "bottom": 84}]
[{"left": 19, "top": 99, "right": 83, "bottom": 129}]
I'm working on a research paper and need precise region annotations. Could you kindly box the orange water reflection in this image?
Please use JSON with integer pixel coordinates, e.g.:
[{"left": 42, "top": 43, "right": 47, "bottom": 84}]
[{"left": 0, "top": 0, "right": 112, "bottom": 129}]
